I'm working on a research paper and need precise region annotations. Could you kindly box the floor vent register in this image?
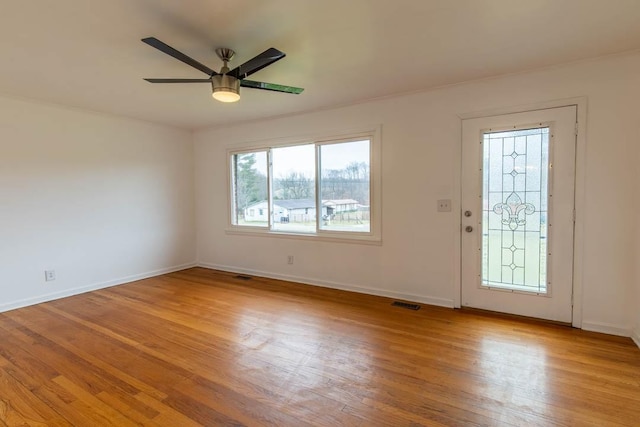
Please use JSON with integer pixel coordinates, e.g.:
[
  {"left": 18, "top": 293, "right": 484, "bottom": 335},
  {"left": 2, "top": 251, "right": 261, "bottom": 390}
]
[{"left": 391, "top": 301, "right": 421, "bottom": 310}]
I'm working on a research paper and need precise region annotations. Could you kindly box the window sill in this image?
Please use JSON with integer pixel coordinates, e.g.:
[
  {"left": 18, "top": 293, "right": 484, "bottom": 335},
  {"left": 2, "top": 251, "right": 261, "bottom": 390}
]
[{"left": 225, "top": 227, "right": 382, "bottom": 246}]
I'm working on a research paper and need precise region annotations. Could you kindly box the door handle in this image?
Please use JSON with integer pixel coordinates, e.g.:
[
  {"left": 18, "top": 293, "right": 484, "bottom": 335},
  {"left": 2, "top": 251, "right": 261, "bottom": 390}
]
[{"left": 465, "top": 226, "right": 473, "bottom": 233}]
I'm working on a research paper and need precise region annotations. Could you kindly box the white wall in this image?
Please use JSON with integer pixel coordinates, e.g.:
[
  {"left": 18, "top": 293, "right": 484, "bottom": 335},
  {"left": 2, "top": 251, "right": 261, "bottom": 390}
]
[
  {"left": 0, "top": 96, "right": 196, "bottom": 311},
  {"left": 195, "top": 52, "right": 640, "bottom": 337},
  {"left": 635, "top": 122, "right": 640, "bottom": 348}
]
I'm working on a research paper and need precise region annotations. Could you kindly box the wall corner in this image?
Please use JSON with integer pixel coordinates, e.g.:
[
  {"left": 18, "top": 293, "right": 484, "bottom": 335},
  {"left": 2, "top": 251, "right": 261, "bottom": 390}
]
[{"left": 632, "top": 326, "right": 640, "bottom": 350}]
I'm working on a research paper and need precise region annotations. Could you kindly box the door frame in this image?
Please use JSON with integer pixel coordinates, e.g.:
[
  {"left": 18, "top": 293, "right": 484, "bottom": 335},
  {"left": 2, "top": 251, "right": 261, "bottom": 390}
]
[{"left": 453, "top": 97, "right": 587, "bottom": 328}]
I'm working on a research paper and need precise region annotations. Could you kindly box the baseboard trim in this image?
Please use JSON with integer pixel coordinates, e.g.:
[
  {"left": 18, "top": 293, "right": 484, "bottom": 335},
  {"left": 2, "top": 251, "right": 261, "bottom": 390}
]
[
  {"left": 0, "top": 262, "right": 197, "bottom": 314},
  {"left": 581, "top": 321, "right": 631, "bottom": 338},
  {"left": 632, "top": 327, "right": 640, "bottom": 350},
  {"left": 197, "top": 262, "right": 454, "bottom": 308}
]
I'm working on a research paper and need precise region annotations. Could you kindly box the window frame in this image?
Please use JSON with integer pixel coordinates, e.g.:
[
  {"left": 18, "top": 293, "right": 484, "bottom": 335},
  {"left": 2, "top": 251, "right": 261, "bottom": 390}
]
[{"left": 226, "top": 127, "right": 382, "bottom": 244}]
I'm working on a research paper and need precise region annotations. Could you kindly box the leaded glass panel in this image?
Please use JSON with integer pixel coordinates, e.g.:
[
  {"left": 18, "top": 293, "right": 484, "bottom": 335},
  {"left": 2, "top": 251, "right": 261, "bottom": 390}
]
[{"left": 481, "top": 127, "right": 549, "bottom": 293}]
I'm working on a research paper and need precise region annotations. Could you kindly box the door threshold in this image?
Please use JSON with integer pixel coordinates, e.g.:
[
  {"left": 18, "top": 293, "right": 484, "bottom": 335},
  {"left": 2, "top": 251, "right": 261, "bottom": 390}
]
[{"left": 459, "top": 307, "right": 573, "bottom": 328}]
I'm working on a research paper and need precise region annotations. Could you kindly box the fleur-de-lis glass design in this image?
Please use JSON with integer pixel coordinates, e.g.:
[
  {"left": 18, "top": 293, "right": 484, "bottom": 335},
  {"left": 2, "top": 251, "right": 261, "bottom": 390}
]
[
  {"left": 482, "top": 126, "right": 549, "bottom": 293},
  {"left": 492, "top": 192, "right": 535, "bottom": 230}
]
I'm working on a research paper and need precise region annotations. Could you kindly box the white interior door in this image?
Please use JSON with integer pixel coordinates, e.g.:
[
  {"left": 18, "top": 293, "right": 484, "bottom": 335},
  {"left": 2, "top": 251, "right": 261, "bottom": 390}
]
[{"left": 461, "top": 106, "right": 577, "bottom": 323}]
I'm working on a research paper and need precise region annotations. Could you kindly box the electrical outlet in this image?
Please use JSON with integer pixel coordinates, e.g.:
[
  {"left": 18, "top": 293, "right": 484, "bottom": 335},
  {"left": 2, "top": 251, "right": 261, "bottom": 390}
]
[
  {"left": 44, "top": 270, "right": 56, "bottom": 282},
  {"left": 287, "top": 255, "right": 294, "bottom": 265},
  {"left": 437, "top": 199, "right": 452, "bottom": 212}
]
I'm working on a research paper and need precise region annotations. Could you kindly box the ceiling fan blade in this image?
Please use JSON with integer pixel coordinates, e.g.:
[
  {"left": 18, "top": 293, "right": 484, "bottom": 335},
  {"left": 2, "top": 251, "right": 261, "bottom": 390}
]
[
  {"left": 241, "top": 80, "right": 304, "bottom": 94},
  {"left": 229, "top": 48, "right": 286, "bottom": 80},
  {"left": 144, "top": 78, "right": 212, "bottom": 83},
  {"left": 142, "top": 37, "right": 217, "bottom": 77}
]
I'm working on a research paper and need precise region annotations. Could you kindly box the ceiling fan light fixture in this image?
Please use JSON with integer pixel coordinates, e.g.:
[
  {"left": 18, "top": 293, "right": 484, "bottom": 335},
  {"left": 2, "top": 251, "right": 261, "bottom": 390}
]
[{"left": 212, "top": 74, "right": 240, "bottom": 103}]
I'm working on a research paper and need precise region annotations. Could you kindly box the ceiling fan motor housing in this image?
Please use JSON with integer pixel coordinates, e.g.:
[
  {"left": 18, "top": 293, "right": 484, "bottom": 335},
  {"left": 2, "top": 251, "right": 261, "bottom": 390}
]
[{"left": 211, "top": 74, "right": 240, "bottom": 102}]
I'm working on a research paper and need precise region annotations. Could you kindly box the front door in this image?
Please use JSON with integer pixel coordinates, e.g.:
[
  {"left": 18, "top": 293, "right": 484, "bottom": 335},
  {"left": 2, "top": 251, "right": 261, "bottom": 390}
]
[{"left": 461, "top": 106, "right": 577, "bottom": 322}]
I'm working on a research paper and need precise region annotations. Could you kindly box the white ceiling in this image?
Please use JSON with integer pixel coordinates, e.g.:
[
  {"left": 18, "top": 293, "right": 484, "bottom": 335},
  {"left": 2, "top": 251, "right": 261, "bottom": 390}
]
[{"left": 2, "top": 0, "right": 640, "bottom": 130}]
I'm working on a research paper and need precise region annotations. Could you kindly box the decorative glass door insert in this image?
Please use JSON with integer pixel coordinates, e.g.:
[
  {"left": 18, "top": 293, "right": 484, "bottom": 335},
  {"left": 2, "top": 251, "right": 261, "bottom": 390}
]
[{"left": 481, "top": 126, "right": 550, "bottom": 294}]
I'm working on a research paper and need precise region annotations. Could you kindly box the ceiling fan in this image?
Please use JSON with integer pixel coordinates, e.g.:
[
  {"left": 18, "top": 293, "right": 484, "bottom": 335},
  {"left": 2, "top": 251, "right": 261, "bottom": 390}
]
[{"left": 141, "top": 37, "right": 304, "bottom": 103}]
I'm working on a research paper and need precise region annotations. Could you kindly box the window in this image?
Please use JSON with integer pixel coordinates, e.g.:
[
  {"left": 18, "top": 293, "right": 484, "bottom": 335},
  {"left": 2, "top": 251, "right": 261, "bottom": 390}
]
[
  {"left": 319, "top": 140, "right": 370, "bottom": 233},
  {"left": 230, "top": 151, "right": 268, "bottom": 227},
  {"left": 271, "top": 144, "right": 316, "bottom": 233},
  {"left": 229, "top": 130, "right": 380, "bottom": 242}
]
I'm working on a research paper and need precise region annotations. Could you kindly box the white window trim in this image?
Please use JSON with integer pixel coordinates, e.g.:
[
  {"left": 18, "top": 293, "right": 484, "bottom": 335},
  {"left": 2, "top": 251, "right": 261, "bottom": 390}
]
[{"left": 226, "top": 126, "right": 382, "bottom": 245}]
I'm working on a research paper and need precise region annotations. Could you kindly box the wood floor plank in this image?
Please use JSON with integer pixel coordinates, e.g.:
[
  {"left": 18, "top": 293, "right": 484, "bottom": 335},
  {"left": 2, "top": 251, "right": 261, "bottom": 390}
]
[
  {"left": 95, "top": 391, "right": 162, "bottom": 426},
  {"left": 134, "top": 392, "right": 204, "bottom": 427},
  {"left": 0, "top": 368, "right": 50, "bottom": 426},
  {"left": 22, "top": 306, "right": 180, "bottom": 401},
  {"left": 52, "top": 375, "right": 141, "bottom": 427},
  {"left": 0, "top": 267, "right": 639, "bottom": 426}
]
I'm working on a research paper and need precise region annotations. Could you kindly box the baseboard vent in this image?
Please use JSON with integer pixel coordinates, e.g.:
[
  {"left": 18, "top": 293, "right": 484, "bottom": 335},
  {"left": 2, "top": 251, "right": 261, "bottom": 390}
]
[
  {"left": 234, "top": 275, "right": 252, "bottom": 281},
  {"left": 392, "top": 301, "right": 421, "bottom": 310}
]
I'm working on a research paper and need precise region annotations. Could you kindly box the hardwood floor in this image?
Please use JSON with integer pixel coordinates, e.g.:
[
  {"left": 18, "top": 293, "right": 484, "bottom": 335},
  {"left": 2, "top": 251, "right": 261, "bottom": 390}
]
[{"left": 0, "top": 268, "right": 639, "bottom": 426}]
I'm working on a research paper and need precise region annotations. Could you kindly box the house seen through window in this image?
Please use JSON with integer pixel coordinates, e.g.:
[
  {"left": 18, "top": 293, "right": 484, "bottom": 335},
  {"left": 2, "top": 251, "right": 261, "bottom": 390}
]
[{"left": 230, "top": 137, "right": 372, "bottom": 236}]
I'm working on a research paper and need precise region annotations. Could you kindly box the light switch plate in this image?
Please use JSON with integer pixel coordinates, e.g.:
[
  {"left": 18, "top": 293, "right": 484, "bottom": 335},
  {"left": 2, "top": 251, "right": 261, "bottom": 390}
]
[{"left": 437, "top": 199, "right": 452, "bottom": 212}]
